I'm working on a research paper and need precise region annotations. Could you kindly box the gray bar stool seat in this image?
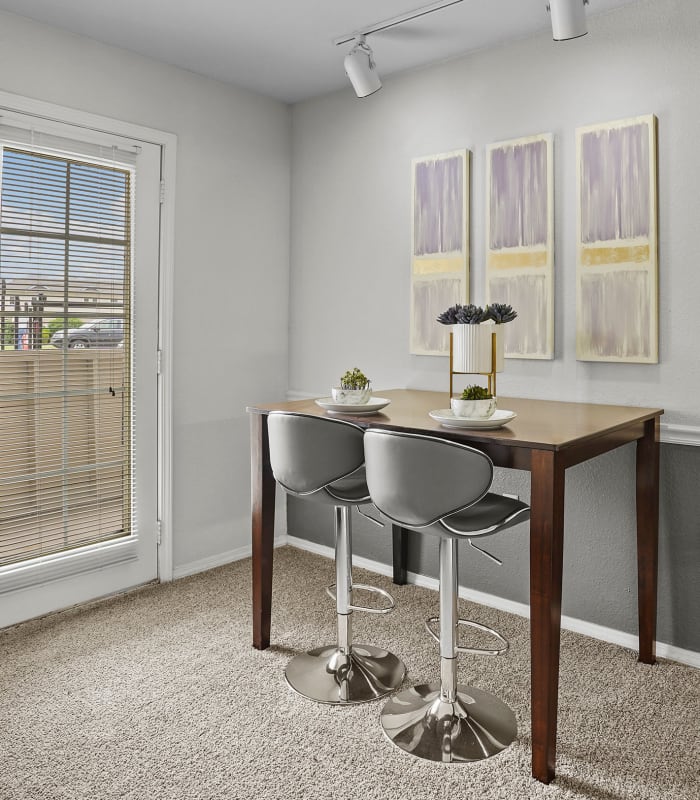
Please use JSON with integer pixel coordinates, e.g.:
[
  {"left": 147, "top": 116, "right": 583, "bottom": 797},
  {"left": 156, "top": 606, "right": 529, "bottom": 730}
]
[
  {"left": 364, "top": 429, "right": 530, "bottom": 763},
  {"left": 267, "top": 412, "right": 406, "bottom": 704}
]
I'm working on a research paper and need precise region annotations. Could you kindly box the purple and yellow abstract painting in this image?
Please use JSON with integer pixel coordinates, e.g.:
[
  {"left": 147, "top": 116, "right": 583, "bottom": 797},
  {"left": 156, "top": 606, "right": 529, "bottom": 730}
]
[
  {"left": 576, "top": 115, "right": 658, "bottom": 362},
  {"left": 410, "top": 150, "right": 469, "bottom": 355},
  {"left": 485, "top": 134, "right": 554, "bottom": 359}
]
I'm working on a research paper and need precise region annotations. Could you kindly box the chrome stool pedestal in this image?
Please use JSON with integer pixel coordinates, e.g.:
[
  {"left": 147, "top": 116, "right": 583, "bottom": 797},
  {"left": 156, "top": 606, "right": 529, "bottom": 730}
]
[
  {"left": 380, "top": 537, "right": 516, "bottom": 762},
  {"left": 268, "top": 412, "right": 406, "bottom": 705},
  {"left": 364, "top": 428, "right": 529, "bottom": 763},
  {"left": 285, "top": 506, "right": 404, "bottom": 704},
  {"left": 285, "top": 643, "right": 405, "bottom": 705},
  {"left": 380, "top": 681, "right": 516, "bottom": 763}
]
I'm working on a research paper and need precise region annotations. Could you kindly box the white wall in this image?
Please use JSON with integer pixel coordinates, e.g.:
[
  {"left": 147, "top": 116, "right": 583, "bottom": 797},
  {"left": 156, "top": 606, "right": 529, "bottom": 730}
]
[
  {"left": 290, "top": 0, "right": 700, "bottom": 427},
  {"left": 0, "top": 10, "right": 292, "bottom": 571},
  {"left": 1, "top": 1, "right": 697, "bottom": 652},
  {"left": 288, "top": 0, "right": 700, "bottom": 654}
]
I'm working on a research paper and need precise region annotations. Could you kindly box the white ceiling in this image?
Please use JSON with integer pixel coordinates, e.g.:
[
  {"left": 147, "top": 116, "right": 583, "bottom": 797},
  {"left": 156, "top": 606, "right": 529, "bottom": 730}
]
[{"left": 0, "top": 0, "right": 639, "bottom": 103}]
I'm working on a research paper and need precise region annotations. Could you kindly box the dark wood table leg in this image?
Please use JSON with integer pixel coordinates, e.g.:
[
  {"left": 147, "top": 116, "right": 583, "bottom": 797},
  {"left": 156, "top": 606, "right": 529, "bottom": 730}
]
[
  {"left": 636, "top": 418, "right": 660, "bottom": 664},
  {"left": 392, "top": 525, "right": 408, "bottom": 585},
  {"left": 251, "top": 413, "right": 276, "bottom": 650},
  {"left": 529, "top": 449, "right": 565, "bottom": 784}
]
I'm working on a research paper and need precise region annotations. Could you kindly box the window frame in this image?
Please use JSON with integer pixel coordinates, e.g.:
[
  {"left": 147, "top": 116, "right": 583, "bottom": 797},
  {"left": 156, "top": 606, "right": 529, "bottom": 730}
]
[{"left": 0, "top": 91, "right": 176, "bottom": 623}]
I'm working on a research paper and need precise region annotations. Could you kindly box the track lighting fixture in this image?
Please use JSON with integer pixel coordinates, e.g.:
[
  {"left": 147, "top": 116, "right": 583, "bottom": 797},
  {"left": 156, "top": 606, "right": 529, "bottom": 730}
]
[
  {"left": 337, "top": 0, "right": 589, "bottom": 98},
  {"left": 344, "top": 37, "right": 382, "bottom": 98},
  {"left": 335, "top": 0, "right": 464, "bottom": 98},
  {"left": 547, "top": 0, "right": 589, "bottom": 41}
]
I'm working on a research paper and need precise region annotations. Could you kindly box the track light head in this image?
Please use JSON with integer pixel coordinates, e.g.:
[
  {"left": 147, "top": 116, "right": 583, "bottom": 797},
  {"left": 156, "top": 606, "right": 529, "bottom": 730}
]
[
  {"left": 344, "top": 37, "right": 382, "bottom": 98},
  {"left": 547, "top": 0, "right": 589, "bottom": 41}
]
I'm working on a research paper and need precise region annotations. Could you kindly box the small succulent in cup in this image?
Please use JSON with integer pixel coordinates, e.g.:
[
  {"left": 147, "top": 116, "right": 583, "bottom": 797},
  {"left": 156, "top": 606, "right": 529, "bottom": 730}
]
[
  {"left": 332, "top": 367, "right": 372, "bottom": 404},
  {"left": 339, "top": 367, "right": 370, "bottom": 390},
  {"left": 460, "top": 385, "right": 493, "bottom": 400},
  {"left": 451, "top": 384, "right": 497, "bottom": 419}
]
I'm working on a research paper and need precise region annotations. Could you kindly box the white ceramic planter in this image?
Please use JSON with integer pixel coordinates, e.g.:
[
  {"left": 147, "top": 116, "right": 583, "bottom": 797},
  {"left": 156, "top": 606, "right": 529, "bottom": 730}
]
[
  {"left": 331, "top": 387, "right": 371, "bottom": 404},
  {"left": 450, "top": 396, "right": 497, "bottom": 419},
  {"left": 453, "top": 323, "right": 504, "bottom": 373}
]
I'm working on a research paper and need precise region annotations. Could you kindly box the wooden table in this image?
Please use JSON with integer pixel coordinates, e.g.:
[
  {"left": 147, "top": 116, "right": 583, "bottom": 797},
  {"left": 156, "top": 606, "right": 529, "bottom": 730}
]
[{"left": 248, "top": 390, "right": 663, "bottom": 783}]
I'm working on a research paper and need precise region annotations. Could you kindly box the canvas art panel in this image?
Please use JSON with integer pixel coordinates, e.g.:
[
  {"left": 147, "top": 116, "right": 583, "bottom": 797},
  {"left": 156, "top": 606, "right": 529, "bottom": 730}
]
[
  {"left": 410, "top": 150, "right": 469, "bottom": 355},
  {"left": 485, "top": 133, "right": 554, "bottom": 359},
  {"left": 576, "top": 114, "right": 658, "bottom": 362}
]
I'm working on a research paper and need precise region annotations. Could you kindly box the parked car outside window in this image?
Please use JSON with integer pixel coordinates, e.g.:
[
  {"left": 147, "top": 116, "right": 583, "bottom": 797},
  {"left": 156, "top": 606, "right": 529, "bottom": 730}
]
[{"left": 50, "top": 319, "right": 124, "bottom": 349}]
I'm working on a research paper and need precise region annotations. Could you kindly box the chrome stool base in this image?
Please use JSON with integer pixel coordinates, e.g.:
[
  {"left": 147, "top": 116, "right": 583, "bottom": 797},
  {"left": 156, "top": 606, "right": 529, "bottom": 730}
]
[
  {"left": 285, "top": 644, "right": 406, "bottom": 705},
  {"left": 380, "top": 681, "right": 517, "bottom": 762}
]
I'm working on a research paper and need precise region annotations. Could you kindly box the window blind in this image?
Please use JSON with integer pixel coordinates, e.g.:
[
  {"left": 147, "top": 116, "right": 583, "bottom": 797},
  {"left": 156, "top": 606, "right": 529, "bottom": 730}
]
[{"left": 0, "top": 145, "right": 133, "bottom": 567}]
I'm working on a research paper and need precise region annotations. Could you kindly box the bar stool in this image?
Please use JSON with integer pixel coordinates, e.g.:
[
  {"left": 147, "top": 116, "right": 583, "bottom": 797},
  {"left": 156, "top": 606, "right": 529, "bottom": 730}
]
[
  {"left": 363, "top": 429, "right": 530, "bottom": 763},
  {"left": 267, "top": 411, "right": 406, "bottom": 704}
]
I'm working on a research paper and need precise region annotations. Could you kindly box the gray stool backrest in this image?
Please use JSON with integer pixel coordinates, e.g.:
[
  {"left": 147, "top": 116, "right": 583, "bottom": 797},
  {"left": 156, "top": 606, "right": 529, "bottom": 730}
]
[
  {"left": 268, "top": 412, "right": 365, "bottom": 497},
  {"left": 364, "top": 429, "right": 494, "bottom": 527}
]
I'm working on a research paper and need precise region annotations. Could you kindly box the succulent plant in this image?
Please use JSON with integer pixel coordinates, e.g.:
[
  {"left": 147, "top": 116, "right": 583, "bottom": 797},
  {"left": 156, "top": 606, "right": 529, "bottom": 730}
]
[
  {"left": 456, "top": 304, "right": 489, "bottom": 324},
  {"left": 339, "top": 367, "right": 370, "bottom": 390},
  {"left": 460, "top": 384, "right": 493, "bottom": 400},
  {"left": 436, "top": 304, "right": 464, "bottom": 325},
  {"left": 436, "top": 303, "right": 488, "bottom": 325},
  {"left": 438, "top": 302, "right": 517, "bottom": 325},
  {"left": 485, "top": 303, "right": 518, "bottom": 324}
]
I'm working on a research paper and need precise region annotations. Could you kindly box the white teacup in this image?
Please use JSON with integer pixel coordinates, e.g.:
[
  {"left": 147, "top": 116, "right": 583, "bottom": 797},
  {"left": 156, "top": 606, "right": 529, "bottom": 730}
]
[
  {"left": 450, "top": 396, "right": 497, "bottom": 419},
  {"left": 331, "top": 387, "right": 371, "bottom": 405}
]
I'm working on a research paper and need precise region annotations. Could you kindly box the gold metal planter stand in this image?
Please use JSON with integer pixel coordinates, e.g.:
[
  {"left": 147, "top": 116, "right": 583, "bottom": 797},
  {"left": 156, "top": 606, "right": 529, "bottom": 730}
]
[{"left": 449, "top": 330, "right": 498, "bottom": 399}]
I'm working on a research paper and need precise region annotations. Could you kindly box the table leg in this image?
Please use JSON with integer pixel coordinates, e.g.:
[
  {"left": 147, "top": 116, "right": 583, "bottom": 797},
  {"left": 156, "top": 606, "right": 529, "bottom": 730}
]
[
  {"left": 529, "top": 449, "right": 565, "bottom": 784},
  {"left": 251, "top": 413, "right": 276, "bottom": 650},
  {"left": 392, "top": 525, "right": 408, "bottom": 585},
  {"left": 636, "top": 418, "right": 660, "bottom": 664}
]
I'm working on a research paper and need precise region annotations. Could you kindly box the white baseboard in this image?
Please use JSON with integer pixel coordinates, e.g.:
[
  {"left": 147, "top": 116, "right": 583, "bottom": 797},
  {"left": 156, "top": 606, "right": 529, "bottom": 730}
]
[
  {"left": 172, "top": 536, "right": 287, "bottom": 580},
  {"left": 285, "top": 535, "right": 700, "bottom": 670}
]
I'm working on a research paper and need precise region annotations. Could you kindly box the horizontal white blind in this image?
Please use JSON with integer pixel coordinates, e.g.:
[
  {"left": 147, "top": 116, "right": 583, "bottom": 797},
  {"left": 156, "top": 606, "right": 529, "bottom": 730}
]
[
  {"left": 0, "top": 118, "right": 139, "bottom": 166},
  {"left": 0, "top": 145, "right": 133, "bottom": 568}
]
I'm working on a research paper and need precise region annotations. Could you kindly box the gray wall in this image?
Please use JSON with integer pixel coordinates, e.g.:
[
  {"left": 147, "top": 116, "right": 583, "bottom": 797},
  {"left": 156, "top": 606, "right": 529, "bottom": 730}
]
[
  {"left": 0, "top": 10, "right": 292, "bottom": 570},
  {"left": 289, "top": 443, "right": 700, "bottom": 652},
  {"left": 287, "top": 0, "right": 700, "bottom": 653},
  {"left": 1, "top": 2, "right": 696, "bottom": 652}
]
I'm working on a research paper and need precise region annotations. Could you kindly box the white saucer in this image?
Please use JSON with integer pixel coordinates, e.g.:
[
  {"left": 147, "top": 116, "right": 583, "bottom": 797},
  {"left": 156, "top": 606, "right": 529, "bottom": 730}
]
[
  {"left": 315, "top": 396, "right": 391, "bottom": 415},
  {"left": 429, "top": 408, "right": 517, "bottom": 429}
]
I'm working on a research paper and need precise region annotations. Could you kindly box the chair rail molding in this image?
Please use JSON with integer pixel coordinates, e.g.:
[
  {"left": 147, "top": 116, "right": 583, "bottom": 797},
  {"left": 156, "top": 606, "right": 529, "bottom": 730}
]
[{"left": 660, "top": 423, "right": 700, "bottom": 447}]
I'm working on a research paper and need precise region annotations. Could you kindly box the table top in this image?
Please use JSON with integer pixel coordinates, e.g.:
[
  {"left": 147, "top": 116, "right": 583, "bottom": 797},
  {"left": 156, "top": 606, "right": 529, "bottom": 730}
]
[{"left": 248, "top": 389, "right": 663, "bottom": 454}]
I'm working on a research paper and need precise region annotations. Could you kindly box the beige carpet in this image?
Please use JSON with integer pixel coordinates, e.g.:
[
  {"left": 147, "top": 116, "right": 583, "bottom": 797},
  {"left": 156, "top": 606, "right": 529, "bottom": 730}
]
[{"left": 0, "top": 546, "right": 698, "bottom": 800}]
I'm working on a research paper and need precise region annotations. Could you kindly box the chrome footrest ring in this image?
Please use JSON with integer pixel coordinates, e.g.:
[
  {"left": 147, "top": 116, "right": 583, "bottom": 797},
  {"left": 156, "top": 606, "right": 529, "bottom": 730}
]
[
  {"left": 424, "top": 616, "right": 509, "bottom": 656},
  {"left": 326, "top": 583, "right": 396, "bottom": 614}
]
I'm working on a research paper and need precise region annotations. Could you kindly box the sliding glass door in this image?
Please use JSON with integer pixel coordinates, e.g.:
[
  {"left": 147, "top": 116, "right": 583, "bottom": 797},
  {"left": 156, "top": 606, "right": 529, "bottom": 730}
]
[{"left": 0, "top": 113, "right": 161, "bottom": 627}]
